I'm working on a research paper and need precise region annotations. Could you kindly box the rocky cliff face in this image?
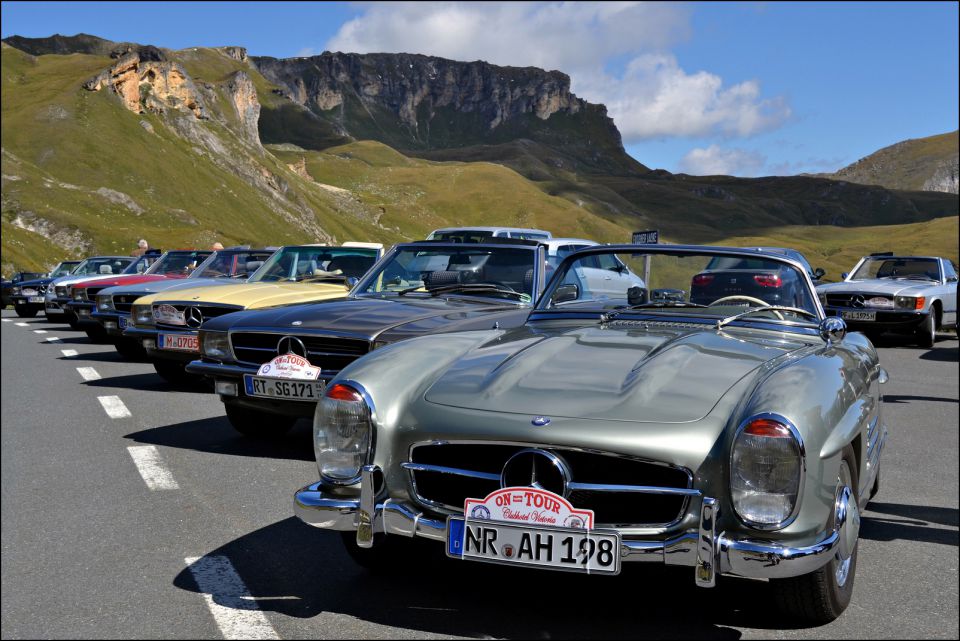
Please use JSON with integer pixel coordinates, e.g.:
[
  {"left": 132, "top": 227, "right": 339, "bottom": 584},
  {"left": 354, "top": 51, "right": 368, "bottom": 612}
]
[
  {"left": 226, "top": 70, "right": 261, "bottom": 145},
  {"left": 252, "top": 52, "right": 624, "bottom": 162},
  {"left": 922, "top": 156, "right": 959, "bottom": 194}
]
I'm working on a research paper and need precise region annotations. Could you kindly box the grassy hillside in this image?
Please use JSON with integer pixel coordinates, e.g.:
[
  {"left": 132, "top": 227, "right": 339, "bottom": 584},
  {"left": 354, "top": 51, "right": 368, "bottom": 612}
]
[{"left": 820, "top": 130, "right": 958, "bottom": 193}]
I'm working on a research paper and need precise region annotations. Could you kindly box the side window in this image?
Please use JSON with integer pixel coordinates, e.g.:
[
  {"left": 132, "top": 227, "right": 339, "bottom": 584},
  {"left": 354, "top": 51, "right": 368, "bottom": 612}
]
[
  {"left": 596, "top": 253, "right": 622, "bottom": 271},
  {"left": 943, "top": 260, "right": 958, "bottom": 282}
]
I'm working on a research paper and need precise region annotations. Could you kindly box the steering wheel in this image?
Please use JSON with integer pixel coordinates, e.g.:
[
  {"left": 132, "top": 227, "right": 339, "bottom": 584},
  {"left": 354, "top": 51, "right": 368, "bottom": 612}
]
[{"left": 708, "top": 295, "right": 784, "bottom": 320}]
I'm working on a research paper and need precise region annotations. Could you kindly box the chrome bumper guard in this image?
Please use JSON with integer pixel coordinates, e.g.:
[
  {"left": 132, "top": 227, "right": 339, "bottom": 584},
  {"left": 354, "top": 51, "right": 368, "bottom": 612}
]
[{"left": 294, "top": 465, "right": 854, "bottom": 585}]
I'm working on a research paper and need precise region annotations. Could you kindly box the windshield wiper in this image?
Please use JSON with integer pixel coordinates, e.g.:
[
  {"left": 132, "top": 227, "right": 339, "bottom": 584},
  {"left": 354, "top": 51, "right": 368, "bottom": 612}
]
[
  {"left": 425, "top": 283, "right": 528, "bottom": 301},
  {"left": 600, "top": 302, "right": 707, "bottom": 324},
  {"left": 716, "top": 306, "right": 817, "bottom": 329}
]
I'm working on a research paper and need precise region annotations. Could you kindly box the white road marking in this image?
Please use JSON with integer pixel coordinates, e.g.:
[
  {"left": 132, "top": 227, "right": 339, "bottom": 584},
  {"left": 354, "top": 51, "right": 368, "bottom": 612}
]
[
  {"left": 61, "top": 349, "right": 79, "bottom": 357},
  {"left": 97, "top": 395, "right": 131, "bottom": 419},
  {"left": 33, "top": 329, "right": 47, "bottom": 334},
  {"left": 76, "top": 367, "right": 101, "bottom": 381},
  {"left": 185, "top": 556, "right": 279, "bottom": 640},
  {"left": 127, "top": 446, "right": 179, "bottom": 490},
  {"left": 45, "top": 336, "right": 62, "bottom": 343},
  {"left": 1, "top": 318, "right": 11, "bottom": 322},
  {"left": 15, "top": 322, "right": 28, "bottom": 327}
]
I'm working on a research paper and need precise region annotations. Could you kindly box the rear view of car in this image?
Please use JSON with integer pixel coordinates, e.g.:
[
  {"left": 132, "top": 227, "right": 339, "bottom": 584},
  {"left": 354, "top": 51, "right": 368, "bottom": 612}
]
[{"left": 690, "top": 253, "right": 809, "bottom": 308}]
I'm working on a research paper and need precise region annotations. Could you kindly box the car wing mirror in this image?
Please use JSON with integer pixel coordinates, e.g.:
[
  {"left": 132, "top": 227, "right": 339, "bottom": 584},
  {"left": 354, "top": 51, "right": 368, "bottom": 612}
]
[
  {"left": 840, "top": 272, "right": 848, "bottom": 280},
  {"left": 813, "top": 268, "right": 826, "bottom": 280},
  {"left": 345, "top": 276, "right": 360, "bottom": 288},
  {"left": 551, "top": 283, "right": 580, "bottom": 304}
]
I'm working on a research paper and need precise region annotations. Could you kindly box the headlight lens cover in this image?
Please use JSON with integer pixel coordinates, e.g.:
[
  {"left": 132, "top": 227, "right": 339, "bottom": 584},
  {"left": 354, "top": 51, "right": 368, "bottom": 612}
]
[
  {"left": 98, "top": 294, "right": 114, "bottom": 311},
  {"left": 200, "top": 330, "right": 232, "bottom": 360},
  {"left": 895, "top": 295, "right": 925, "bottom": 310},
  {"left": 11, "top": 286, "right": 21, "bottom": 295},
  {"left": 314, "top": 383, "right": 373, "bottom": 484},
  {"left": 73, "top": 289, "right": 86, "bottom": 301},
  {"left": 731, "top": 415, "right": 803, "bottom": 529},
  {"left": 133, "top": 304, "right": 154, "bottom": 325}
]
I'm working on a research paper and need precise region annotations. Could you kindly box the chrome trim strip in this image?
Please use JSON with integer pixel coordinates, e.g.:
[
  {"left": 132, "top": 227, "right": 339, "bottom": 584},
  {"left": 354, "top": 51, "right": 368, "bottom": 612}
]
[
  {"left": 356, "top": 465, "right": 380, "bottom": 548},
  {"left": 400, "top": 462, "right": 500, "bottom": 482},
  {"left": 566, "top": 482, "right": 701, "bottom": 497}
]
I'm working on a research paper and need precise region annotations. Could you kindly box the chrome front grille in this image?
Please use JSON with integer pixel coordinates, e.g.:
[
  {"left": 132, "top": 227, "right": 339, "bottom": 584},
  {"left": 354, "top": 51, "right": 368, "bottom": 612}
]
[
  {"left": 153, "top": 303, "right": 242, "bottom": 330},
  {"left": 406, "top": 442, "right": 694, "bottom": 528},
  {"left": 826, "top": 293, "right": 892, "bottom": 307},
  {"left": 229, "top": 331, "right": 370, "bottom": 374}
]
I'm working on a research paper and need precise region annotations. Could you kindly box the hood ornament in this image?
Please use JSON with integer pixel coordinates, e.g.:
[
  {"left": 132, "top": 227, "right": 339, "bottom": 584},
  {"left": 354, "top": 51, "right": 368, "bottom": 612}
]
[{"left": 531, "top": 416, "right": 551, "bottom": 427}]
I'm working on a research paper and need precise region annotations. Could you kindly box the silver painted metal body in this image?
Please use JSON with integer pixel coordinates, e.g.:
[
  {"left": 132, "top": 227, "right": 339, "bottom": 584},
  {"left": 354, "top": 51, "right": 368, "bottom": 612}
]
[{"left": 294, "top": 245, "right": 888, "bottom": 586}]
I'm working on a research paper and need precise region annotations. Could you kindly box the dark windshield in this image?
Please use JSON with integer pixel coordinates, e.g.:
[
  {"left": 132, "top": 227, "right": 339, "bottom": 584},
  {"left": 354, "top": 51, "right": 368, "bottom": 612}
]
[
  {"left": 851, "top": 257, "right": 941, "bottom": 281},
  {"left": 192, "top": 250, "right": 275, "bottom": 279},
  {"left": 356, "top": 245, "right": 536, "bottom": 301},
  {"left": 74, "top": 257, "right": 135, "bottom": 276},
  {"left": 144, "top": 251, "right": 213, "bottom": 276}
]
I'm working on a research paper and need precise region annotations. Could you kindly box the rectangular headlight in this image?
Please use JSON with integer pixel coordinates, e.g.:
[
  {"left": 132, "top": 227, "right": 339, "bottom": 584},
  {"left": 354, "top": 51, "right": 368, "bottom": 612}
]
[
  {"left": 133, "top": 304, "right": 154, "bottom": 325},
  {"left": 200, "top": 331, "right": 232, "bottom": 360},
  {"left": 895, "top": 296, "right": 925, "bottom": 310},
  {"left": 98, "top": 294, "right": 114, "bottom": 311},
  {"left": 72, "top": 289, "right": 86, "bottom": 301}
]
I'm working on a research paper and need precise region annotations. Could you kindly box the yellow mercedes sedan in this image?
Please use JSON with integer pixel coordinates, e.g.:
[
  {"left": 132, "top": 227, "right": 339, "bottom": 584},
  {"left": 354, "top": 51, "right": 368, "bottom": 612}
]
[{"left": 124, "top": 243, "right": 384, "bottom": 382}]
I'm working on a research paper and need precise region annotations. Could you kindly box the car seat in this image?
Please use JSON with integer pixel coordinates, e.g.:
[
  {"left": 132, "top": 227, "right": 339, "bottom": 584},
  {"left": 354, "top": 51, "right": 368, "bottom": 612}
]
[{"left": 99, "top": 265, "right": 113, "bottom": 274}]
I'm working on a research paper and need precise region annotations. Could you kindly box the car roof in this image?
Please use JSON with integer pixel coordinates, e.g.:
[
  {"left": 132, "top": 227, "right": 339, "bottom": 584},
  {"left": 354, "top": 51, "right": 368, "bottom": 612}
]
[{"left": 429, "top": 226, "right": 552, "bottom": 234}]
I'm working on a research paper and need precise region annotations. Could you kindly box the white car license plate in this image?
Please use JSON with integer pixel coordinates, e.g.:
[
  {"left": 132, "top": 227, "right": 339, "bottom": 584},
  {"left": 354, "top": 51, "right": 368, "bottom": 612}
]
[
  {"left": 118, "top": 316, "right": 129, "bottom": 330},
  {"left": 28, "top": 296, "right": 44, "bottom": 303},
  {"left": 446, "top": 517, "right": 621, "bottom": 575},
  {"left": 157, "top": 333, "right": 199, "bottom": 352},
  {"left": 243, "top": 375, "right": 325, "bottom": 401},
  {"left": 841, "top": 310, "right": 876, "bottom": 321}
]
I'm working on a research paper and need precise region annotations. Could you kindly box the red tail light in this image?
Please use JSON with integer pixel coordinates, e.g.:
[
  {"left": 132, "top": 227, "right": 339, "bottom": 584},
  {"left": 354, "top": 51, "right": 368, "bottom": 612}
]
[
  {"left": 325, "top": 383, "right": 363, "bottom": 403},
  {"left": 753, "top": 274, "right": 782, "bottom": 287},
  {"left": 692, "top": 274, "right": 714, "bottom": 287}
]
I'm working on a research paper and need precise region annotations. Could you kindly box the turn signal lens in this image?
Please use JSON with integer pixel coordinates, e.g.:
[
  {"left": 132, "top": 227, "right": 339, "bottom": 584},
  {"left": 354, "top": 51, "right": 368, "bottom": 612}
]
[
  {"left": 326, "top": 383, "right": 364, "bottom": 403},
  {"left": 731, "top": 415, "right": 803, "bottom": 528},
  {"left": 914, "top": 296, "right": 925, "bottom": 310},
  {"left": 753, "top": 274, "right": 782, "bottom": 288}
]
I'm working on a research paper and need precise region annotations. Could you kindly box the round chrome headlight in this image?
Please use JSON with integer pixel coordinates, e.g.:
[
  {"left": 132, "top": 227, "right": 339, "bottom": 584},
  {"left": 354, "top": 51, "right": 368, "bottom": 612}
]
[
  {"left": 731, "top": 414, "right": 804, "bottom": 529},
  {"left": 314, "top": 383, "right": 373, "bottom": 484}
]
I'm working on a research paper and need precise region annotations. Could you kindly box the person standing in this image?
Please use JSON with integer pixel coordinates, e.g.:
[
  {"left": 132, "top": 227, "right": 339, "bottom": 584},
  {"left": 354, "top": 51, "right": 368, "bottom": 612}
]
[{"left": 130, "top": 239, "right": 149, "bottom": 257}]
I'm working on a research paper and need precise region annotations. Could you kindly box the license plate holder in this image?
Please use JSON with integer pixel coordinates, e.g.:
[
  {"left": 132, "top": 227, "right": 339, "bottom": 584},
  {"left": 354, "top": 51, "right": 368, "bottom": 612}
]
[
  {"left": 446, "top": 517, "right": 621, "bottom": 575},
  {"left": 157, "top": 332, "right": 199, "bottom": 352},
  {"left": 28, "top": 296, "right": 44, "bottom": 303},
  {"left": 243, "top": 375, "right": 325, "bottom": 401},
  {"left": 841, "top": 310, "right": 876, "bottom": 321},
  {"left": 119, "top": 316, "right": 129, "bottom": 330}
]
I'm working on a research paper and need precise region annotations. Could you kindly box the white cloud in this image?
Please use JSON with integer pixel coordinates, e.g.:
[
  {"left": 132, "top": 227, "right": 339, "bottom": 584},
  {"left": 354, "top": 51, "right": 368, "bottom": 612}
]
[
  {"left": 295, "top": 46, "right": 318, "bottom": 58},
  {"left": 325, "top": 2, "right": 791, "bottom": 142},
  {"left": 678, "top": 145, "right": 767, "bottom": 176}
]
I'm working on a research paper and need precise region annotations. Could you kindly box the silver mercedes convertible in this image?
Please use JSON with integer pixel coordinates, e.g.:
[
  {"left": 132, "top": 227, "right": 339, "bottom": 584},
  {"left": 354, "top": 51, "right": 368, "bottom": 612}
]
[{"left": 294, "top": 245, "right": 889, "bottom": 624}]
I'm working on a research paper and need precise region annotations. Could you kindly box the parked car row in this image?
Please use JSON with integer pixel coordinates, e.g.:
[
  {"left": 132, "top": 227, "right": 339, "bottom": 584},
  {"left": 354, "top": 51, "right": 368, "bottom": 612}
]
[{"left": 20, "top": 228, "right": 958, "bottom": 624}]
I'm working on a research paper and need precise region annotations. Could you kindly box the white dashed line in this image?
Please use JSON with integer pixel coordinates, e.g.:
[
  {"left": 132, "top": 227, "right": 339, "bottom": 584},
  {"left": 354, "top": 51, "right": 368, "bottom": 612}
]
[
  {"left": 76, "top": 367, "right": 101, "bottom": 381},
  {"left": 45, "top": 336, "right": 62, "bottom": 343},
  {"left": 15, "top": 322, "right": 28, "bottom": 327},
  {"left": 61, "top": 349, "right": 79, "bottom": 357},
  {"left": 127, "top": 446, "right": 179, "bottom": 490},
  {"left": 185, "top": 556, "right": 279, "bottom": 640},
  {"left": 1, "top": 318, "right": 11, "bottom": 322},
  {"left": 97, "top": 395, "right": 131, "bottom": 419},
  {"left": 33, "top": 329, "right": 47, "bottom": 334}
]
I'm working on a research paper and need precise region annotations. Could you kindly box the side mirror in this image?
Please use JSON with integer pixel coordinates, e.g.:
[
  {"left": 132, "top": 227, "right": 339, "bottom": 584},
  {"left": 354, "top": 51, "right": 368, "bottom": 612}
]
[
  {"left": 551, "top": 283, "right": 580, "bottom": 304},
  {"left": 819, "top": 316, "right": 847, "bottom": 346},
  {"left": 813, "top": 268, "right": 826, "bottom": 280},
  {"left": 345, "top": 276, "right": 360, "bottom": 288},
  {"left": 840, "top": 272, "right": 848, "bottom": 280}
]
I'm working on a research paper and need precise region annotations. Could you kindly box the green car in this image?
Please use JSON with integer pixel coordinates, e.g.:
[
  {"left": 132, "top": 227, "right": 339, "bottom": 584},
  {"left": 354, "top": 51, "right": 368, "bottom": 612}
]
[{"left": 294, "top": 245, "right": 888, "bottom": 624}]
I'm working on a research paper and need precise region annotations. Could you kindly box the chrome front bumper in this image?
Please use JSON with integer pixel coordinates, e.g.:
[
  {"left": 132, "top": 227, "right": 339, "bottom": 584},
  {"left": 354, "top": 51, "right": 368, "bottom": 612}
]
[{"left": 294, "top": 465, "right": 857, "bottom": 586}]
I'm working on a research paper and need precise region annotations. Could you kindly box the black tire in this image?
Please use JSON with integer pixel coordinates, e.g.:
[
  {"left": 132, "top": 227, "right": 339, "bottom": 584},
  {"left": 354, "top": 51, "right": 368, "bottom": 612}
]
[
  {"left": 84, "top": 326, "right": 111, "bottom": 344},
  {"left": 916, "top": 313, "right": 936, "bottom": 349},
  {"left": 14, "top": 304, "right": 37, "bottom": 318},
  {"left": 66, "top": 312, "right": 80, "bottom": 330},
  {"left": 224, "top": 402, "right": 295, "bottom": 439},
  {"left": 152, "top": 360, "right": 193, "bottom": 384},
  {"left": 114, "top": 338, "right": 145, "bottom": 358},
  {"left": 869, "top": 467, "right": 880, "bottom": 504},
  {"left": 771, "top": 445, "right": 860, "bottom": 625}
]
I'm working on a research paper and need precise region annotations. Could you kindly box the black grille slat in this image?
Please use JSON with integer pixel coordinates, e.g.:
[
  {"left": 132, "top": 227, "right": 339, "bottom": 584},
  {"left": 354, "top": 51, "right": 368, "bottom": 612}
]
[
  {"left": 409, "top": 444, "right": 690, "bottom": 527},
  {"left": 229, "top": 332, "right": 370, "bottom": 372}
]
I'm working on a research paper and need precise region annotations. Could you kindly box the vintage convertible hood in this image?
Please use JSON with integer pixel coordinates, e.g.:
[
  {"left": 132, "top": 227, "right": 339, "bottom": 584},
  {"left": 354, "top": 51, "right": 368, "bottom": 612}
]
[
  {"left": 72, "top": 274, "right": 173, "bottom": 290},
  {"left": 217, "top": 295, "right": 528, "bottom": 340},
  {"left": 817, "top": 279, "right": 931, "bottom": 296},
  {"left": 424, "top": 324, "right": 811, "bottom": 423},
  {"left": 103, "top": 277, "right": 240, "bottom": 298},
  {"left": 138, "top": 281, "right": 350, "bottom": 308}
]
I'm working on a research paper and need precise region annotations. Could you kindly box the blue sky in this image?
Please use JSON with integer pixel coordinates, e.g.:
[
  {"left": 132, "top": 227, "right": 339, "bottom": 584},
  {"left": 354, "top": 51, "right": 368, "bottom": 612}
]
[{"left": 2, "top": 1, "right": 957, "bottom": 176}]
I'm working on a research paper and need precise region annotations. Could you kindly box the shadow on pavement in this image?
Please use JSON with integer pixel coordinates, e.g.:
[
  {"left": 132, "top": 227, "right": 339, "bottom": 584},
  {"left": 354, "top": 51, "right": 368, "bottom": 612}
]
[
  {"left": 83, "top": 372, "right": 212, "bottom": 394},
  {"left": 125, "top": 417, "right": 314, "bottom": 462},
  {"left": 171, "top": 518, "right": 835, "bottom": 638},
  {"left": 58, "top": 351, "right": 127, "bottom": 363},
  {"left": 861, "top": 502, "right": 959, "bottom": 547},
  {"left": 919, "top": 345, "right": 959, "bottom": 362}
]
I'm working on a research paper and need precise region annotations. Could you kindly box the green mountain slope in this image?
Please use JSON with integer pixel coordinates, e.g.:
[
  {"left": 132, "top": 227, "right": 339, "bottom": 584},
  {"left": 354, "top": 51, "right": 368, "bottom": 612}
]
[
  {"left": 819, "top": 130, "right": 958, "bottom": 194},
  {"left": 1, "top": 35, "right": 957, "bottom": 283}
]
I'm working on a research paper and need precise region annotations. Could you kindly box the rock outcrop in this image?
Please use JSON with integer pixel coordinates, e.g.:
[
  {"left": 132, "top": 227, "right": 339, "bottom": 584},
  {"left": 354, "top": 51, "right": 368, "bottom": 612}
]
[
  {"left": 922, "top": 157, "right": 959, "bottom": 194},
  {"left": 225, "top": 71, "right": 261, "bottom": 145},
  {"left": 83, "top": 50, "right": 206, "bottom": 119}
]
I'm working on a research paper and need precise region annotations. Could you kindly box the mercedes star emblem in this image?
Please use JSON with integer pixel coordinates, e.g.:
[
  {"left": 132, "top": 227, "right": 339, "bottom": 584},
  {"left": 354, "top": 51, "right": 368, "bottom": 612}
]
[
  {"left": 500, "top": 448, "right": 571, "bottom": 497},
  {"left": 184, "top": 306, "right": 204, "bottom": 329},
  {"left": 276, "top": 335, "right": 308, "bottom": 357}
]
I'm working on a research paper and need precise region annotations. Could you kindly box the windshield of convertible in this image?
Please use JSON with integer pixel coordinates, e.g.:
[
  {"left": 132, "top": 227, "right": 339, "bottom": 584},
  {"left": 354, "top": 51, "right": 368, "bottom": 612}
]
[
  {"left": 191, "top": 250, "right": 275, "bottom": 279},
  {"left": 249, "top": 246, "right": 379, "bottom": 283},
  {"left": 539, "top": 248, "right": 820, "bottom": 324},
  {"left": 144, "top": 251, "right": 213, "bottom": 276},
  {"left": 354, "top": 245, "right": 536, "bottom": 302},
  {"left": 72, "top": 257, "right": 136, "bottom": 276},
  {"left": 850, "top": 257, "right": 941, "bottom": 282}
]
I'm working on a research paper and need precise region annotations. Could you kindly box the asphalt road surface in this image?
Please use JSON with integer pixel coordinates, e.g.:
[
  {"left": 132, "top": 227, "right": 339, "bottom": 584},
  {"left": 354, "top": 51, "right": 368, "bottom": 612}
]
[{"left": 2, "top": 308, "right": 957, "bottom": 639}]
